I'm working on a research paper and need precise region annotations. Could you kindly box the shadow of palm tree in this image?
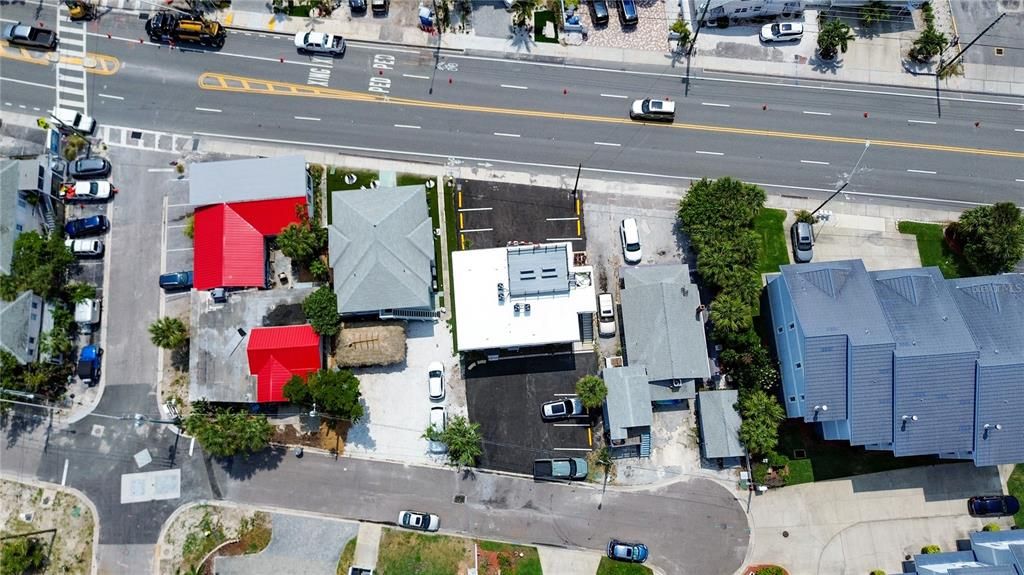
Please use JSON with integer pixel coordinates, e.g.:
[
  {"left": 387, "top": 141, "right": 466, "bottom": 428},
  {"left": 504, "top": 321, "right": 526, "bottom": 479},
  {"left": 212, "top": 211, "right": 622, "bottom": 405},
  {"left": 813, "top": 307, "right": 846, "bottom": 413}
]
[
  {"left": 810, "top": 54, "right": 842, "bottom": 74},
  {"left": 507, "top": 25, "right": 535, "bottom": 53}
]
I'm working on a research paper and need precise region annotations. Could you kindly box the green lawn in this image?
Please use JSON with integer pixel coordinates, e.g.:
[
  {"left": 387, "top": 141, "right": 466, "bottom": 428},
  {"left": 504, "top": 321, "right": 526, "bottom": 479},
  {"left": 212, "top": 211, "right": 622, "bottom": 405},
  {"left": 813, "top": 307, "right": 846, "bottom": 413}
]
[
  {"left": 596, "top": 557, "right": 653, "bottom": 575},
  {"left": 475, "top": 540, "right": 543, "bottom": 575},
  {"left": 396, "top": 173, "right": 434, "bottom": 188},
  {"left": 897, "top": 221, "right": 969, "bottom": 279},
  {"left": 777, "top": 420, "right": 956, "bottom": 482},
  {"left": 444, "top": 179, "right": 459, "bottom": 350},
  {"left": 1009, "top": 464, "right": 1024, "bottom": 528},
  {"left": 533, "top": 11, "right": 558, "bottom": 43},
  {"left": 325, "top": 168, "right": 378, "bottom": 225},
  {"left": 335, "top": 537, "right": 356, "bottom": 575},
  {"left": 376, "top": 529, "right": 470, "bottom": 575},
  {"left": 753, "top": 208, "right": 790, "bottom": 274}
]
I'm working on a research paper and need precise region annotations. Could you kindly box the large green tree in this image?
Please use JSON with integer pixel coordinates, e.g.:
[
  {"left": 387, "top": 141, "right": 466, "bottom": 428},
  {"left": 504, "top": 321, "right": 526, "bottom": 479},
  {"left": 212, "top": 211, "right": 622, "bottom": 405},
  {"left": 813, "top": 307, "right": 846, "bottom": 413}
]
[
  {"left": 710, "top": 292, "right": 754, "bottom": 341},
  {"left": 953, "top": 202, "right": 1024, "bottom": 276},
  {"left": 678, "top": 177, "right": 766, "bottom": 250},
  {"left": 283, "top": 369, "right": 364, "bottom": 421},
  {"left": 910, "top": 25, "right": 948, "bottom": 61},
  {"left": 182, "top": 408, "right": 273, "bottom": 458},
  {"left": 737, "top": 389, "right": 786, "bottom": 456},
  {"left": 149, "top": 317, "right": 189, "bottom": 350},
  {"left": 1, "top": 537, "right": 46, "bottom": 575},
  {"left": 302, "top": 286, "right": 341, "bottom": 336},
  {"left": 424, "top": 414, "right": 482, "bottom": 468},
  {"left": 575, "top": 375, "right": 607, "bottom": 409},
  {"left": 0, "top": 230, "right": 76, "bottom": 301},
  {"left": 817, "top": 19, "right": 855, "bottom": 60},
  {"left": 510, "top": 0, "right": 538, "bottom": 27},
  {"left": 276, "top": 220, "right": 325, "bottom": 265}
]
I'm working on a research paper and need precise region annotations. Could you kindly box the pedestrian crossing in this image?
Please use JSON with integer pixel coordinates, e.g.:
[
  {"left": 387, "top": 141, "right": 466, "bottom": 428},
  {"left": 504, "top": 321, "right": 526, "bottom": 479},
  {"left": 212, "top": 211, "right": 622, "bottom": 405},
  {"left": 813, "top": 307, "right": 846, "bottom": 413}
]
[{"left": 56, "top": 7, "right": 89, "bottom": 114}]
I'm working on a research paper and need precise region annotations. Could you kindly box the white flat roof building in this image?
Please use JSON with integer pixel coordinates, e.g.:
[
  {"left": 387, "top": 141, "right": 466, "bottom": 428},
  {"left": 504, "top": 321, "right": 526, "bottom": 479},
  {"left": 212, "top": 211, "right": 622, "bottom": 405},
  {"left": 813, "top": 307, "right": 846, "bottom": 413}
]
[{"left": 452, "top": 243, "right": 596, "bottom": 352}]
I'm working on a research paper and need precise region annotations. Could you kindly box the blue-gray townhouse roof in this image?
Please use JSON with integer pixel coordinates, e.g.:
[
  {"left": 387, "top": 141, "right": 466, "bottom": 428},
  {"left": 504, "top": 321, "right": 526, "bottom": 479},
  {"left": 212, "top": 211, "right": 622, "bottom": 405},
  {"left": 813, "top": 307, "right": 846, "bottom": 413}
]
[
  {"left": 872, "top": 267, "right": 978, "bottom": 457},
  {"left": 909, "top": 528, "right": 1024, "bottom": 575},
  {"left": 948, "top": 274, "right": 1024, "bottom": 466}
]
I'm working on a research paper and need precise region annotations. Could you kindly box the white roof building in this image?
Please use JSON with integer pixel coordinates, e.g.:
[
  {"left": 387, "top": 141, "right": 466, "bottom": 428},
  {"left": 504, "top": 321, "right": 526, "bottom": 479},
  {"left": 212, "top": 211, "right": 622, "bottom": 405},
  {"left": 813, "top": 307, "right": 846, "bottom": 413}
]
[{"left": 452, "top": 243, "right": 596, "bottom": 352}]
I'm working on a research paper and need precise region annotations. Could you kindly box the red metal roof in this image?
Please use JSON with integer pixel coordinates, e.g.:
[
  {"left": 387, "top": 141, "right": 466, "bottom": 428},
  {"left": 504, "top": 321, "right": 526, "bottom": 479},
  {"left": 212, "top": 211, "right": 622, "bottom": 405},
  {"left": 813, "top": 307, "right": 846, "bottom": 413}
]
[
  {"left": 246, "top": 325, "right": 321, "bottom": 403},
  {"left": 193, "top": 197, "right": 307, "bottom": 290}
]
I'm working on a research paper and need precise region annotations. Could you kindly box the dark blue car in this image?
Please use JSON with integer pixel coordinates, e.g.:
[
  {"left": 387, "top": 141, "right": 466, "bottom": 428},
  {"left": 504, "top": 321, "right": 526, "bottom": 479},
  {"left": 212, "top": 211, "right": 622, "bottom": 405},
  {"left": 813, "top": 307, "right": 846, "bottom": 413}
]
[
  {"left": 159, "top": 271, "right": 194, "bottom": 290},
  {"left": 77, "top": 344, "right": 102, "bottom": 386},
  {"left": 968, "top": 495, "right": 1020, "bottom": 517},
  {"left": 607, "top": 539, "right": 648, "bottom": 563},
  {"left": 617, "top": 0, "right": 638, "bottom": 26},
  {"left": 65, "top": 215, "right": 109, "bottom": 238}
]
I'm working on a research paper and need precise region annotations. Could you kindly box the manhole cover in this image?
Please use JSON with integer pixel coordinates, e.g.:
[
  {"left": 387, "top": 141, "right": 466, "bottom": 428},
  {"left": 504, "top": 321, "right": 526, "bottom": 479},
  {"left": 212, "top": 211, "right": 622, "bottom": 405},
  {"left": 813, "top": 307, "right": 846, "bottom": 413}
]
[{"left": 453, "top": 495, "right": 466, "bottom": 504}]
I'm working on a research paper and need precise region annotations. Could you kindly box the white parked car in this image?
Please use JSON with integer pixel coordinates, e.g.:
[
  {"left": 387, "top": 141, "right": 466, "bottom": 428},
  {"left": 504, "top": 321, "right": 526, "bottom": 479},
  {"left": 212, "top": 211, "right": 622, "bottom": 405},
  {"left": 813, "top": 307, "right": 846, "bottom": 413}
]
[
  {"left": 540, "top": 398, "right": 586, "bottom": 421},
  {"left": 759, "top": 22, "right": 804, "bottom": 43},
  {"left": 65, "top": 238, "right": 104, "bottom": 257},
  {"left": 597, "top": 292, "right": 616, "bottom": 336},
  {"left": 62, "top": 180, "right": 116, "bottom": 201},
  {"left": 397, "top": 510, "right": 440, "bottom": 532},
  {"left": 427, "top": 361, "right": 445, "bottom": 401},
  {"left": 52, "top": 108, "right": 96, "bottom": 135},
  {"left": 427, "top": 406, "right": 447, "bottom": 454},
  {"left": 293, "top": 31, "right": 345, "bottom": 55},
  {"left": 620, "top": 218, "right": 642, "bottom": 264}
]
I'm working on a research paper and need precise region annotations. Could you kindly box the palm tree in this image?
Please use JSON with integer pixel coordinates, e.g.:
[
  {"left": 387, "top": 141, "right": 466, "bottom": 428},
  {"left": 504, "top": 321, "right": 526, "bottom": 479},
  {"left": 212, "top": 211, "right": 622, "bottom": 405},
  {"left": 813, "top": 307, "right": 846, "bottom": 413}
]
[
  {"left": 149, "top": 316, "right": 189, "bottom": 350},
  {"left": 575, "top": 375, "right": 607, "bottom": 409},
  {"left": 817, "top": 19, "right": 854, "bottom": 60},
  {"left": 709, "top": 292, "right": 753, "bottom": 340},
  {"left": 909, "top": 26, "right": 948, "bottom": 62},
  {"left": 511, "top": 0, "right": 537, "bottom": 29}
]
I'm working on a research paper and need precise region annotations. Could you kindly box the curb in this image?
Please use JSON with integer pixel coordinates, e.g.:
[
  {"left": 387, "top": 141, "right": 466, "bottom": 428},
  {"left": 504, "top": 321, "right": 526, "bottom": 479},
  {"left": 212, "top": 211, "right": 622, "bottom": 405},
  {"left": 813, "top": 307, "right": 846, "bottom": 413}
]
[{"left": 222, "top": 22, "right": 465, "bottom": 54}]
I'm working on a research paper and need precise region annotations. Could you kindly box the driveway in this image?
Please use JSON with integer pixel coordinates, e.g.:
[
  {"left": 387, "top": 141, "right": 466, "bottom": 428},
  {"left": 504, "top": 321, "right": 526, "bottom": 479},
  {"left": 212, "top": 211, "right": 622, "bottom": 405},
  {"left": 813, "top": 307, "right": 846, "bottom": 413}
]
[
  {"left": 215, "top": 513, "right": 358, "bottom": 575},
  {"left": 746, "top": 463, "right": 1015, "bottom": 575}
]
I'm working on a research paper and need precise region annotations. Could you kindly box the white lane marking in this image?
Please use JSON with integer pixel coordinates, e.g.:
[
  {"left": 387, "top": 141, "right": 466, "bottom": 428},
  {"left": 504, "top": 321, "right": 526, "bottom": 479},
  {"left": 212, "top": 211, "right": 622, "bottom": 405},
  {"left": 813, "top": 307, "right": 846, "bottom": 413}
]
[
  {"left": 195, "top": 107, "right": 222, "bottom": 113},
  {"left": 402, "top": 74, "right": 430, "bottom": 79},
  {"left": 907, "top": 119, "right": 937, "bottom": 125},
  {"left": 546, "top": 237, "right": 582, "bottom": 241},
  {"left": 494, "top": 132, "right": 521, "bottom": 138},
  {"left": 701, "top": 102, "right": 731, "bottom": 107},
  {"left": 1016, "top": 179, "right": 1024, "bottom": 183},
  {"left": 191, "top": 131, "right": 996, "bottom": 207},
  {"left": 1016, "top": 129, "right": 1024, "bottom": 132},
  {"left": 907, "top": 169, "right": 937, "bottom": 174},
  {"left": 500, "top": 84, "right": 529, "bottom": 90},
  {"left": 696, "top": 150, "right": 724, "bottom": 156},
  {"left": 553, "top": 447, "right": 593, "bottom": 451},
  {"left": 61, "top": 459, "right": 69, "bottom": 486},
  {"left": 803, "top": 110, "right": 832, "bottom": 116},
  {"left": 546, "top": 217, "right": 579, "bottom": 221},
  {"left": 461, "top": 227, "right": 494, "bottom": 232},
  {"left": 147, "top": 168, "right": 175, "bottom": 173},
  {"left": 18, "top": 104, "right": 25, "bottom": 108},
  {"left": 800, "top": 160, "right": 830, "bottom": 165},
  {"left": 189, "top": 437, "right": 195, "bottom": 456},
  {"left": 457, "top": 207, "right": 493, "bottom": 212},
  {"left": 594, "top": 141, "right": 621, "bottom": 147},
  {"left": 98, "top": 93, "right": 124, "bottom": 100},
  {"left": 600, "top": 93, "right": 628, "bottom": 99},
  {"left": 394, "top": 124, "right": 421, "bottom": 129},
  {"left": 553, "top": 393, "right": 578, "bottom": 397},
  {"left": 295, "top": 116, "right": 321, "bottom": 121},
  {"left": 553, "top": 423, "right": 591, "bottom": 427},
  {"left": 165, "top": 247, "right": 193, "bottom": 252}
]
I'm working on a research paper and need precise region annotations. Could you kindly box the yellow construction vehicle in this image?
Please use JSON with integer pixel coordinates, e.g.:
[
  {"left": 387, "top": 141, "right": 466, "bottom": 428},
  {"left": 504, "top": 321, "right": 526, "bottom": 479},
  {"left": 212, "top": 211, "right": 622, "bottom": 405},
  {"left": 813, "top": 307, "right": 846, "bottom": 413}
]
[
  {"left": 145, "top": 11, "right": 226, "bottom": 48},
  {"left": 65, "top": 0, "right": 97, "bottom": 21}
]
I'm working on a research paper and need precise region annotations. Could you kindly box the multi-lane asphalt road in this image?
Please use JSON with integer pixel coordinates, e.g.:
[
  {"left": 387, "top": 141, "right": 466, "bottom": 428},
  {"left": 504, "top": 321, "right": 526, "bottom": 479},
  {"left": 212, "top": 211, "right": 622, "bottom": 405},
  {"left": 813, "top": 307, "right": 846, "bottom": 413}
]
[{"left": 2, "top": 2, "right": 1023, "bottom": 208}]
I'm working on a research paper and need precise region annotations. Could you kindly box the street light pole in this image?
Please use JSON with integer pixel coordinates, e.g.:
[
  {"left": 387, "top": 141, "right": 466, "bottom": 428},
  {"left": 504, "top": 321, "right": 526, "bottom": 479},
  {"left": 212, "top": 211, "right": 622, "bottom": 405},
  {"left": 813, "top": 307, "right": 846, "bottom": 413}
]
[
  {"left": 687, "top": 0, "right": 711, "bottom": 57},
  {"left": 938, "top": 12, "right": 1005, "bottom": 76}
]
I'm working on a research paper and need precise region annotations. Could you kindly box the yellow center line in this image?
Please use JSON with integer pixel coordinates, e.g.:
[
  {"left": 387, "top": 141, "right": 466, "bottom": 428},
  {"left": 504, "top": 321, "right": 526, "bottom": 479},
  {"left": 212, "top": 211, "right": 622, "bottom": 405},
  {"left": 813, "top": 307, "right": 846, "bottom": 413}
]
[{"left": 196, "top": 72, "right": 1024, "bottom": 160}]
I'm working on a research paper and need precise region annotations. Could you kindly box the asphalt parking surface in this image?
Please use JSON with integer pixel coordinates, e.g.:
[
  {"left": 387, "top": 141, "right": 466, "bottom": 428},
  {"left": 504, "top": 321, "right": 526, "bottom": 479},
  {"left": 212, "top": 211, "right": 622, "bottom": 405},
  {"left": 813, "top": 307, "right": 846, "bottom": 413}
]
[
  {"left": 465, "top": 353, "right": 597, "bottom": 475},
  {"left": 456, "top": 181, "right": 585, "bottom": 251},
  {"left": 164, "top": 182, "right": 194, "bottom": 278}
]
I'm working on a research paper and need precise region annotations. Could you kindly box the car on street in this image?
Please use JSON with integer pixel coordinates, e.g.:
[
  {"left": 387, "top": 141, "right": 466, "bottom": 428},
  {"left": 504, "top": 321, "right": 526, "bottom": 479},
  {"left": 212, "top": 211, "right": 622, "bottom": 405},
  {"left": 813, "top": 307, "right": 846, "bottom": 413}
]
[
  {"left": 52, "top": 108, "right": 97, "bottom": 135},
  {"left": 607, "top": 539, "right": 649, "bottom": 563},
  {"left": 65, "top": 215, "right": 109, "bottom": 238},
  {"left": 427, "top": 361, "right": 445, "bottom": 401},
  {"left": 629, "top": 98, "right": 675, "bottom": 122},
  {"left": 791, "top": 221, "right": 813, "bottom": 263},
  {"left": 2, "top": 22, "right": 57, "bottom": 49},
  {"left": 541, "top": 398, "right": 585, "bottom": 421},
  {"left": 534, "top": 458, "right": 588, "bottom": 480},
  {"left": 294, "top": 31, "right": 345, "bottom": 55},
  {"left": 968, "top": 495, "right": 1020, "bottom": 517},
  {"left": 397, "top": 510, "right": 439, "bottom": 532},
  {"left": 65, "top": 238, "right": 104, "bottom": 257},
  {"left": 597, "top": 292, "right": 616, "bottom": 336},
  {"left": 760, "top": 22, "right": 804, "bottom": 43},
  {"left": 62, "top": 181, "right": 116, "bottom": 202},
  {"left": 617, "top": 0, "right": 638, "bottom": 26},
  {"left": 159, "top": 271, "right": 194, "bottom": 290},
  {"left": 69, "top": 157, "right": 112, "bottom": 180},
  {"left": 590, "top": 0, "right": 609, "bottom": 25},
  {"left": 428, "top": 406, "right": 447, "bottom": 453},
  {"left": 77, "top": 344, "right": 102, "bottom": 386},
  {"left": 620, "top": 218, "right": 643, "bottom": 264}
]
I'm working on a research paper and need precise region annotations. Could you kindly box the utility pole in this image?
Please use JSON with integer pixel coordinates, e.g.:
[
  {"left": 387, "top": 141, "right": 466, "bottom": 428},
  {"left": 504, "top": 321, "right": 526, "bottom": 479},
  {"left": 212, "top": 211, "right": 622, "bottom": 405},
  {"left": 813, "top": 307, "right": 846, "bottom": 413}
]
[
  {"left": 571, "top": 163, "right": 582, "bottom": 199},
  {"left": 811, "top": 141, "right": 870, "bottom": 217},
  {"left": 687, "top": 0, "right": 711, "bottom": 56},
  {"left": 938, "top": 12, "right": 1005, "bottom": 75}
]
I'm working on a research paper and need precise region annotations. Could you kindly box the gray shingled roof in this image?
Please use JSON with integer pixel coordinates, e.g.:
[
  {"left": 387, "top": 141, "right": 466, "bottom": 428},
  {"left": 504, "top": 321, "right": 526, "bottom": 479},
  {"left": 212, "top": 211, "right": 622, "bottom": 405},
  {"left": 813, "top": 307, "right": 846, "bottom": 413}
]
[
  {"left": 0, "top": 290, "right": 42, "bottom": 364},
  {"left": 603, "top": 365, "right": 651, "bottom": 441},
  {"left": 698, "top": 390, "right": 744, "bottom": 459},
  {"left": 189, "top": 156, "right": 308, "bottom": 206},
  {"left": 619, "top": 264, "right": 710, "bottom": 382},
  {"left": 328, "top": 186, "right": 433, "bottom": 314}
]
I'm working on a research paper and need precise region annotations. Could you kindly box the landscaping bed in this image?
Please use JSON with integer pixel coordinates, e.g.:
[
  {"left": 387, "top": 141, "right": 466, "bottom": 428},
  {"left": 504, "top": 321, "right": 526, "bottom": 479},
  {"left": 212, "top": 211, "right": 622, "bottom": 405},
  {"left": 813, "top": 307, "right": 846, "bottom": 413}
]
[
  {"left": 158, "top": 504, "right": 270, "bottom": 575},
  {"left": 0, "top": 479, "right": 94, "bottom": 575},
  {"left": 272, "top": 420, "right": 350, "bottom": 454},
  {"left": 335, "top": 321, "right": 407, "bottom": 368},
  {"left": 596, "top": 557, "right": 653, "bottom": 575}
]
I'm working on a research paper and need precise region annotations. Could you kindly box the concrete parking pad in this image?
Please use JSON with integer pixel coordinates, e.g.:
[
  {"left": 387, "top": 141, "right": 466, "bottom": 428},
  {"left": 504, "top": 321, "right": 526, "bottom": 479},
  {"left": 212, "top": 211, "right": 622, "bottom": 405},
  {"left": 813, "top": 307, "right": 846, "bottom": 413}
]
[
  {"left": 537, "top": 546, "right": 602, "bottom": 575},
  {"left": 783, "top": 212, "right": 922, "bottom": 271},
  {"left": 466, "top": 354, "right": 595, "bottom": 474},
  {"left": 457, "top": 180, "right": 584, "bottom": 250},
  {"left": 747, "top": 463, "right": 1013, "bottom": 575},
  {"left": 215, "top": 513, "right": 358, "bottom": 575}
]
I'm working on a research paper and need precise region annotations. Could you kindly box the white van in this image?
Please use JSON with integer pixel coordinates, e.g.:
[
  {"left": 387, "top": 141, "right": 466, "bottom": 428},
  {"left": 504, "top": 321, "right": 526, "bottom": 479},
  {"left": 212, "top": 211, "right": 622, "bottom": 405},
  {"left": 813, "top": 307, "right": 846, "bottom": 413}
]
[
  {"left": 75, "top": 298, "right": 101, "bottom": 334},
  {"left": 620, "top": 218, "right": 643, "bottom": 264}
]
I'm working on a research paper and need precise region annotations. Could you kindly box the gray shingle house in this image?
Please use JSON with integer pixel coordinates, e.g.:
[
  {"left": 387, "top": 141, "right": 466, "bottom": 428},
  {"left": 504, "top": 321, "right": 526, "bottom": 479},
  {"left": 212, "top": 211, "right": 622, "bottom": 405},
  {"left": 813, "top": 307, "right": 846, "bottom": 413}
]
[
  {"left": 188, "top": 155, "right": 313, "bottom": 208},
  {"left": 767, "top": 259, "right": 1024, "bottom": 466},
  {"left": 0, "top": 291, "right": 45, "bottom": 365},
  {"left": 328, "top": 185, "right": 435, "bottom": 318},
  {"left": 697, "top": 390, "right": 744, "bottom": 460},
  {"left": 602, "top": 365, "right": 653, "bottom": 458},
  {"left": 906, "top": 527, "right": 1024, "bottom": 574}
]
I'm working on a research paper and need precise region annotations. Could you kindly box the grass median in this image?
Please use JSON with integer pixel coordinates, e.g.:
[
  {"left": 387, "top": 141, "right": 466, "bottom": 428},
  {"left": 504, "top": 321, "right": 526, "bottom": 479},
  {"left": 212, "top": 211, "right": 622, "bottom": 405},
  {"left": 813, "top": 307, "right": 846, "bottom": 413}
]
[{"left": 753, "top": 208, "right": 789, "bottom": 274}]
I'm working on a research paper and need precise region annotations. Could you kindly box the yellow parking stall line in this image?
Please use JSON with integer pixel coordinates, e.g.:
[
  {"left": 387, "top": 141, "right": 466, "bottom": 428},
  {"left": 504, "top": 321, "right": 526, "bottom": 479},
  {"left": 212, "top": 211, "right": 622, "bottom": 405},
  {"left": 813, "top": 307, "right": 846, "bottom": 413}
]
[
  {"left": 575, "top": 198, "right": 580, "bottom": 215},
  {"left": 577, "top": 220, "right": 581, "bottom": 236},
  {"left": 458, "top": 191, "right": 462, "bottom": 209},
  {"left": 459, "top": 212, "right": 464, "bottom": 229},
  {"left": 588, "top": 428, "right": 592, "bottom": 447},
  {"left": 459, "top": 234, "right": 465, "bottom": 250}
]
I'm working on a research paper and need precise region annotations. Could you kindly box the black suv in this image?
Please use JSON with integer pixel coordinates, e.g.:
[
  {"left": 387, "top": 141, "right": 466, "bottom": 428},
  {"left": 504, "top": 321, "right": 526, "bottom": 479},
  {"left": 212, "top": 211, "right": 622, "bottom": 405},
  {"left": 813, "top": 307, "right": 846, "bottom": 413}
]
[
  {"left": 65, "top": 215, "right": 110, "bottom": 238},
  {"left": 69, "top": 157, "right": 111, "bottom": 180}
]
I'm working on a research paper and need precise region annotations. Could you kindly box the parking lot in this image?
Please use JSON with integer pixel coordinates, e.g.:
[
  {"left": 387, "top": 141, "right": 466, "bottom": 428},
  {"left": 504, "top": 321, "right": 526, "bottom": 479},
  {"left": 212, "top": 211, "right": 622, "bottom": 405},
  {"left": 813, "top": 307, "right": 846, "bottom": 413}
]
[
  {"left": 456, "top": 181, "right": 584, "bottom": 251},
  {"left": 465, "top": 354, "right": 596, "bottom": 475}
]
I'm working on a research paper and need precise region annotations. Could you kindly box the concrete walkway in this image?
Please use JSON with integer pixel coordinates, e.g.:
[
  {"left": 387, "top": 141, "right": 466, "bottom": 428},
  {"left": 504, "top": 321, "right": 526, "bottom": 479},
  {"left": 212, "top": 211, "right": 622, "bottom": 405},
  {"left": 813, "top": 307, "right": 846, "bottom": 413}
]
[
  {"left": 351, "top": 522, "right": 381, "bottom": 571},
  {"left": 745, "top": 463, "right": 1016, "bottom": 575},
  {"left": 537, "top": 547, "right": 603, "bottom": 575}
]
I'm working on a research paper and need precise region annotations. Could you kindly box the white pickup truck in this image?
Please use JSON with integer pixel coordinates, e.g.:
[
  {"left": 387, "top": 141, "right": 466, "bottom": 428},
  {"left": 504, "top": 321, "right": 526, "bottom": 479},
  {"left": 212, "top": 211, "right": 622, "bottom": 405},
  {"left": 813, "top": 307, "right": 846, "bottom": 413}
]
[{"left": 294, "top": 31, "right": 345, "bottom": 56}]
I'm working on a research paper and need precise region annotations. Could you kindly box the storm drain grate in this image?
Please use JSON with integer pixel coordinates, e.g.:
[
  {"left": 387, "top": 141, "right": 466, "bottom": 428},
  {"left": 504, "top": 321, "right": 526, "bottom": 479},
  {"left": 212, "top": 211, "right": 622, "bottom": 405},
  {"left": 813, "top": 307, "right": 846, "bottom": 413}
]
[
  {"left": 130, "top": 131, "right": 142, "bottom": 139},
  {"left": 994, "top": 47, "right": 1005, "bottom": 56},
  {"left": 453, "top": 495, "right": 466, "bottom": 504}
]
